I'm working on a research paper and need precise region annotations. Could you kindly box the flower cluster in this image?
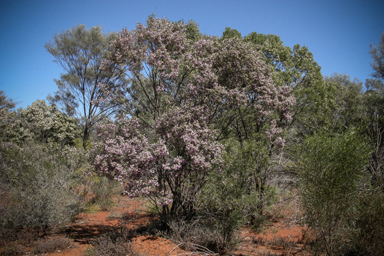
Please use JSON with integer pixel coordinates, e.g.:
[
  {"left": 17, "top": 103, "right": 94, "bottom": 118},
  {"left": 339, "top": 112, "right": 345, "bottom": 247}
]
[
  {"left": 94, "top": 109, "right": 222, "bottom": 205},
  {"left": 93, "top": 118, "right": 164, "bottom": 197}
]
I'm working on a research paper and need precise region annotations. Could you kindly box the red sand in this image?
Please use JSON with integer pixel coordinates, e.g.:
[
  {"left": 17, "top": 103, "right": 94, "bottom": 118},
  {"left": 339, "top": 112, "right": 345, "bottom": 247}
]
[{"left": 12, "top": 196, "right": 309, "bottom": 256}]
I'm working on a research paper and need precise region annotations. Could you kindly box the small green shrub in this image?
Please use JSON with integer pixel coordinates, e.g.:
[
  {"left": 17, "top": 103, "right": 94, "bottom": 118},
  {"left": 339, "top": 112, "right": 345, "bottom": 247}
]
[
  {"left": 0, "top": 141, "right": 88, "bottom": 234},
  {"left": 84, "top": 203, "right": 102, "bottom": 214},
  {"left": 191, "top": 139, "right": 279, "bottom": 253},
  {"left": 89, "top": 177, "right": 119, "bottom": 211},
  {"left": 297, "top": 130, "right": 371, "bottom": 255},
  {"left": 347, "top": 188, "right": 384, "bottom": 255}
]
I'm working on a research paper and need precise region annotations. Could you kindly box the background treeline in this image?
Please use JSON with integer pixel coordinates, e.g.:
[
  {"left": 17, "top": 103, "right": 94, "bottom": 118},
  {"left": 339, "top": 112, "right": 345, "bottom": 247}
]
[{"left": 1, "top": 16, "right": 383, "bottom": 256}]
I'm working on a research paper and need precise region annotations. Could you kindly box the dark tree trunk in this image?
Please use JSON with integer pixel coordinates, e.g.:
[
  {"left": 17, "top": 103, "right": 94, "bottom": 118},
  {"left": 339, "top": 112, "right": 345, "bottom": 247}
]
[{"left": 83, "top": 122, "right": 90, "bottom": 149}]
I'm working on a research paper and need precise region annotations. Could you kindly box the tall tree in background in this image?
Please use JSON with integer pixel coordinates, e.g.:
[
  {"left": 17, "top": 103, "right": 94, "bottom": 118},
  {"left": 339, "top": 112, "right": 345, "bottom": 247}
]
[
  {"left": 243, "top": 31, "right": 335, "bottom": 135},
  {"left": 222, "top": 27, "right": 242, "bottom": 39},
  {"left": 324, "top": 74, "right": 365, "bottom": 131},
  {"left": 370, "top": 32, "right": 384, "bottom": 81},
  {"left": 20, "top": 100, "right": 79, "bottom": 146},
  {"left": 0, "top": 91, "right": 32, "bottom": 143},
  {"left": 365, "top": 33, "right": 384, "bottom": 188},
  {"left": 45, "top": 25, "right": 129, "bottom": 148},
  {"left": 0, "top": 90, "right": 16, "bottom": 110}
]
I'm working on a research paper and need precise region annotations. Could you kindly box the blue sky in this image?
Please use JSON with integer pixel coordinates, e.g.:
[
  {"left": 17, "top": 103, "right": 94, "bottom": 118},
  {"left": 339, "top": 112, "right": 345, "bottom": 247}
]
[{"left": 1, "top": 0, "right": 383, "bottom": 109}]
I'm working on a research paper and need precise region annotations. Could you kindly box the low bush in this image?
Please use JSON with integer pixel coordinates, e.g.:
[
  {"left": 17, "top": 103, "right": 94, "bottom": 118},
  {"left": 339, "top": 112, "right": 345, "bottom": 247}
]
[
  {"left": 166, "top": 219, "right": 234, "bottom": 254},
  {"left": 268, "top": 235, "right": 297, "bottom": 250},
  {"left": 88, "top": 176, "right": 120, "bottom": 211},
  {"left": 297, "top": 130, "right": 371, "bottom": 255},
  {"left": 33, "top": 236, "right": 74, "bottom": 254},
  {"left": 0, "top": 141, "right": 88, "bottom": 235},
  {"left": 188, "top": 139, "right": 279, "bottom": 253},
  {"left": 90, "top": 227, "right": 138, "bottom": 256},
  {"left": 345, "top": 188, "right": 384, "bottom": 255},
  {"left": 0, "top": 242, "right": 26, "bottom": 256}
]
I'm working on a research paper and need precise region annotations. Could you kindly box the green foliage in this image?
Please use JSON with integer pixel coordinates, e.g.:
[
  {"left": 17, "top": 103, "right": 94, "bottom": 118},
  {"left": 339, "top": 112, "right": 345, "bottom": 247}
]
[
  {"left": 244, "top": 32, "right": 291, "bottom": 72},
  {"left": 0, "top": 91, "right": 16, "bottom": 110},
  {"left": 0, "top": 108, "right": 33, "bottom": 144},
  {"left": 45, "top": 24, "right": 129, "bottom": 148},
  {"left": 74, "top": 137, "right": 91, "bottom": 149},
  {"left": 363, "top": 78, "right": 384, "bottom": 188},
  {"left": 297, "top": 130, "right": 371, "bottom": 255},
  {"left": 222, "top": 27, "right": 242, "bottom": 39},
  {"left": 20, "top": 99, "right": 79, "bottom": 146},
  {"left": 325, "top": 74, "right": 365, "bottom": 131},
  {"left": 244, "top": 31, "right": 335, "bottom": 135},
  {"left": 369, "top": 32, "right": 384, "bottom": 81},
  {"left": 197, "top": 139, "right": 279, "bottom": 250},
  {"left": 351, "top": 188, "right": 384, "bottom": 255},
  {"left": 184, "top": 19, "right": 203, "bottom": 42},
  {"left": 0, "top": 141, "right": 89, "bottom": 234}
]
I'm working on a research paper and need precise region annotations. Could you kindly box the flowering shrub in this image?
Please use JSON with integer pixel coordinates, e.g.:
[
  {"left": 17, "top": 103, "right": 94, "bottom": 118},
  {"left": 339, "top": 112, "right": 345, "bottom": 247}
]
[
  {"left": 93, "top": 107, "right": 222, "bottom": 220},
  {"left": 93, "top": 16, "right": 294, "bottom": 221}
]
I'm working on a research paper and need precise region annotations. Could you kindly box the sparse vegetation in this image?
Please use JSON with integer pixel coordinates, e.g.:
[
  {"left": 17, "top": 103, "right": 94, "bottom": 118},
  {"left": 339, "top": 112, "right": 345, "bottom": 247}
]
[
  {"left": 91, "top": 235, "right": 138, "bottom": 256},
  {"left": 33, "top": 236, "right": 74, "bottom": 254}
]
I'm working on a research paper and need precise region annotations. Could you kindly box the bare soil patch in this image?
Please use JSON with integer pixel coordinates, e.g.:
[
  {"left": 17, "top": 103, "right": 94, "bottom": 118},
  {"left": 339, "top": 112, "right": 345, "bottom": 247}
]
[{"left": 1, "top": 195, "right": 310, "bottom": 256}]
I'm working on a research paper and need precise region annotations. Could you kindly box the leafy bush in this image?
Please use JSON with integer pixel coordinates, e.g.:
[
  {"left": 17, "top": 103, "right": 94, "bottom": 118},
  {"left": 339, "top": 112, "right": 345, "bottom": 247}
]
[
  {"left": 89, "top": 176, "right": 120, "bottom": 210},
  {"left": 297, "top": 130, "right": 371, "bottom": 255},
  {"left": 0, "top": 141, "right": 88, "bottom": 234},
  {"left": 182, "top": 139, "right": 279, "bottom": 253},
  {"left": 348, "top": 188, "right": 384, "bottom": 255},
  {"left": 20, "top": 99, "right": 79, "bottom": 146}
]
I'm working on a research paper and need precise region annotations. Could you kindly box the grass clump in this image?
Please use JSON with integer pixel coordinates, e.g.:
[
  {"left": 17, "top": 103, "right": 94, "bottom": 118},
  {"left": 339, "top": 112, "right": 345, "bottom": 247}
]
[
  {"left": 33, "top": 236, "right": 74, "bottom": 254},
  {"left": 90, "top": 227, "right": 139, "bottom": 256}
]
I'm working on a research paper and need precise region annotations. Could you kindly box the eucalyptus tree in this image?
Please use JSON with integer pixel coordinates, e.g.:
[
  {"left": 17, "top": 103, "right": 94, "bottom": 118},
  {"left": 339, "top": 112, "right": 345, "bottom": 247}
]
[
  {"left": 219, "top": 28, "right": 335, "bottom": 138},
  {"left": 365, "top": 32, "right": 384, "bottom": 188},
  {"left": 222, "top": 27, "right": 242, "bottom": 39},
  {"left": 45, "top": 25, "right": 129, "bottom": 148},
  {"left": 0, "top": 90, "right": 16, "bottom": 110},
  {"left": 215, "top": 29, "right": 334, "bottom": 213},
  {"left": 370, "top": 32, "right": 384, "bottom": 81},
  {"left": 324, "top": 73, "right": 365, "bottom": 131}
]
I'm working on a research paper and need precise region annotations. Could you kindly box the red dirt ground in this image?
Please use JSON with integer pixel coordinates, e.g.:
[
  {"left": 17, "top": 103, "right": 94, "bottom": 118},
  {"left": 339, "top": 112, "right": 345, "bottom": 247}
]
[
  {"left": 47, "top": 197, "right": 188, "bottom": 256},
  {"left": 4, "top": 196, "right": 311, "bottom": 256}
]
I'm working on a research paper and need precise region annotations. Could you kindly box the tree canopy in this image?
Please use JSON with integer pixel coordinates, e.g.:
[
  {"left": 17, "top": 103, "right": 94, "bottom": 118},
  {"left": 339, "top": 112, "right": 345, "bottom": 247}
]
[
  {"left": 45, "top": 25, "right": 129, "bottom": 148},
  {"left": 91, "top": 16, "right": 294, "bottom": 221}
]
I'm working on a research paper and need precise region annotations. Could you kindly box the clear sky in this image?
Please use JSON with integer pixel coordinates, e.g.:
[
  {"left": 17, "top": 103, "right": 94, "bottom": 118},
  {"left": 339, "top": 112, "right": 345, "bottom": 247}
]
[{"left": 1, "top": 0, "right": 383, "bottom": 109}]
